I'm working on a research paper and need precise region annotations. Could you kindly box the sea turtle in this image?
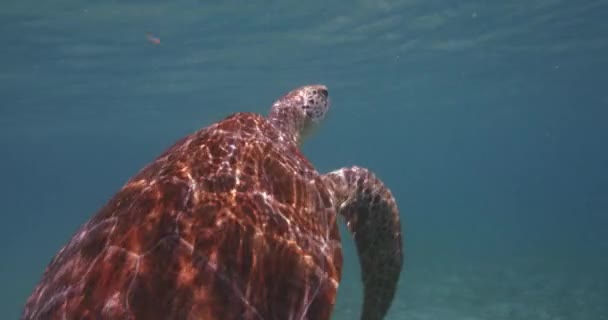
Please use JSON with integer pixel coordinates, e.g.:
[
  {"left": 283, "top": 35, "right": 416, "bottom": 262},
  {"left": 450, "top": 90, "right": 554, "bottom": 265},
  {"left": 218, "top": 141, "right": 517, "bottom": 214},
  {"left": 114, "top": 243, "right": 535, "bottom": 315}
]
[{"left": 21, "top": 84, "right": 403, "bottom": 320}]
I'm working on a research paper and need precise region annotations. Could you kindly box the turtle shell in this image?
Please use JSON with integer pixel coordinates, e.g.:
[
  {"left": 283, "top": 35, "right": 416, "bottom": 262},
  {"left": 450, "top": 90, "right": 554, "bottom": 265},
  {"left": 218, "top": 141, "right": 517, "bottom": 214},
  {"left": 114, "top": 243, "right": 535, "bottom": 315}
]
[{"left": 22, "top": 112, "right": 344, "bottom": 320}]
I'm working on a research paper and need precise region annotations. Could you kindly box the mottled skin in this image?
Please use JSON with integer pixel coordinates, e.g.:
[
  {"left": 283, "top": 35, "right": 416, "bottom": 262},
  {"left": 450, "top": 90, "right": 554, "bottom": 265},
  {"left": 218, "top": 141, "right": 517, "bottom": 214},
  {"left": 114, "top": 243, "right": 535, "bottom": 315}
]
[{"left": 22, "top": 85, "right": 403, "bottom": 320}]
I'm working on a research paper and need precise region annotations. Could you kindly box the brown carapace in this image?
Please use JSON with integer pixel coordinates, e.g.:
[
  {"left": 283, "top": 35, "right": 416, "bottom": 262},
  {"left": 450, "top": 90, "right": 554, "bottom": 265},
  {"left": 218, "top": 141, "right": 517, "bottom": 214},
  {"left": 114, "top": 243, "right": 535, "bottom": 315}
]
[{"left": 21, "top": 85, "right": 403, "bottom": 320}]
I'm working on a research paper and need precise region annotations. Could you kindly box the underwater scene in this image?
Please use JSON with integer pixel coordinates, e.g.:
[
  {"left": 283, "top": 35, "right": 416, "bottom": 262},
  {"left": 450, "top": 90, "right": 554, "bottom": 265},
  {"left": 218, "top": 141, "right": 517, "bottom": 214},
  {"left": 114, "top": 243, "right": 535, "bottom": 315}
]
[{"left": 1, "top": 1, "right": 607, "bottom": 319}]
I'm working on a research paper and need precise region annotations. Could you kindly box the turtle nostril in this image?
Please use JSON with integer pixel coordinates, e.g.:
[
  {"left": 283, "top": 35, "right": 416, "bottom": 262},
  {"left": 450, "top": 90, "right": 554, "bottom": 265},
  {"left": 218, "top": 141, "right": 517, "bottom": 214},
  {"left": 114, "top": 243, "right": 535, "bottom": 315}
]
[{"left": 318, "top": 89, "right": 328, "bottom": 98}]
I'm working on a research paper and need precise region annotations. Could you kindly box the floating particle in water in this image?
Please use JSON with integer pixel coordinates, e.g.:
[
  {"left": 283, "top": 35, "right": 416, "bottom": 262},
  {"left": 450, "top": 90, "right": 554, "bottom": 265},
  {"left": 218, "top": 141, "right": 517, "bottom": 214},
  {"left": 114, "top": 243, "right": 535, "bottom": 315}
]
[{"left": 146, "top": 32, "right": 161, "bottom": 45}]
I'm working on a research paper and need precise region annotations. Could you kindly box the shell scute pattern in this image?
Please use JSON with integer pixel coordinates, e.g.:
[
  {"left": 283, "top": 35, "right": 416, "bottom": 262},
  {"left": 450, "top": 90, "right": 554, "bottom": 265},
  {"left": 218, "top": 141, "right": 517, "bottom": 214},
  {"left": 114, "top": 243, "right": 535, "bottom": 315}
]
[{"left": 23, "top": 107, "right": 342, "bottom": 319}]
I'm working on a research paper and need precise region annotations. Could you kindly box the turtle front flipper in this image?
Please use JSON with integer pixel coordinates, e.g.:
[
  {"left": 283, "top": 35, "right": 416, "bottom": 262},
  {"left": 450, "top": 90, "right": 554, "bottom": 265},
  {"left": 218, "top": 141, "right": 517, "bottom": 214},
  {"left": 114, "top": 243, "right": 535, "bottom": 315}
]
[{"left": 322, "top": 166, "right": 403, "bottom": 320}]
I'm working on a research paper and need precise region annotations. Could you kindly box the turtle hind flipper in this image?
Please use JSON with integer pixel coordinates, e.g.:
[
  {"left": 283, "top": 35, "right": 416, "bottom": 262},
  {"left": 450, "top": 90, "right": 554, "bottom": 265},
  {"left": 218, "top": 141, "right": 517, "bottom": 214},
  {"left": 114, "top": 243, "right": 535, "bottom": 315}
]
[{"left": 323, "top": 166, "right": 403, "bottom": 320}]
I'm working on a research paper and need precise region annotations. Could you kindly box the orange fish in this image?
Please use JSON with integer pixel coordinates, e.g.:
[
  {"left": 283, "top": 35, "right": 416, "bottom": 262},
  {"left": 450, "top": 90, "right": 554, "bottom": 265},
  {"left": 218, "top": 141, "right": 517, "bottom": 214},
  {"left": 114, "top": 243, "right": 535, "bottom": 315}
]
[{"left": 146, "top": 32, "right": 160, "bottom": 45}]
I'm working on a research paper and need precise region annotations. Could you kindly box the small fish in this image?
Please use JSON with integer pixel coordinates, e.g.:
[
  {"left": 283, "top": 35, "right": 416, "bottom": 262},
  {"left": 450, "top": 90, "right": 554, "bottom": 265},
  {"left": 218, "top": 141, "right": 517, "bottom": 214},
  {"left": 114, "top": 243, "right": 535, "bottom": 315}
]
[{"left": 146, "top": 32, "right": 160, "bottom": 45}]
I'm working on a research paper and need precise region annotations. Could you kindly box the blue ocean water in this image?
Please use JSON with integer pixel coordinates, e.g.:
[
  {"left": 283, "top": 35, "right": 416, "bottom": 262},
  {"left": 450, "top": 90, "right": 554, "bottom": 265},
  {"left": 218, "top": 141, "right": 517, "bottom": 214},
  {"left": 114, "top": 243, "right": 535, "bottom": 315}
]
[{"left": 2, "top": 1, "right": 607, "bottom": 319}]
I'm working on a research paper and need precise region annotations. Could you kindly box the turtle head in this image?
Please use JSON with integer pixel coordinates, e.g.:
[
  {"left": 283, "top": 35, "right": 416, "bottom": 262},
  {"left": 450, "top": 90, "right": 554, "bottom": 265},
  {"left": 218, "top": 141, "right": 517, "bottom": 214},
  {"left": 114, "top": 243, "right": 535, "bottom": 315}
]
[{"left": 268, "top": 84, "right": 330, "bottom": 145}]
